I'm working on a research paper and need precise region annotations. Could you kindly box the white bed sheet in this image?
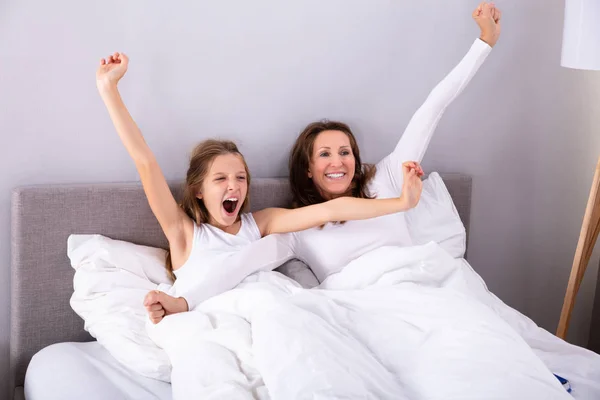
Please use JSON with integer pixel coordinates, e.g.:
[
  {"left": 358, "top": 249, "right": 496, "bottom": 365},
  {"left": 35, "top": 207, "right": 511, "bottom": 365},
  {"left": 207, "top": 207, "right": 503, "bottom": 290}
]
[{"left": 24, "top": 341, "right": 172, "bottom": 400}]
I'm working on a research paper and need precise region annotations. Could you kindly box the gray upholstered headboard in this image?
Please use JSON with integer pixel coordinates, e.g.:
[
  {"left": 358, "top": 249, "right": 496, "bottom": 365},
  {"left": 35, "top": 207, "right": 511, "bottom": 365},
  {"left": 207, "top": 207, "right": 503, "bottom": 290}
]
[{"left": 9, "top": 174, "right": 472, "bottom": 398}]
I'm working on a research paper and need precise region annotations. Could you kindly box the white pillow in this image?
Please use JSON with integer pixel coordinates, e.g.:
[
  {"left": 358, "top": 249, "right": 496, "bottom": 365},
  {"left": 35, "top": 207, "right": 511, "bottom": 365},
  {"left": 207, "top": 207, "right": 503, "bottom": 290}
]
[
  {"left": 67, "top": 234, "right": 173, "bottom": 382},
  {"left": 67, "top": 232, "right": 301, "bottom": 382},
  {"left": 404, "top": 172, "right": 467, "bottom": 258}
]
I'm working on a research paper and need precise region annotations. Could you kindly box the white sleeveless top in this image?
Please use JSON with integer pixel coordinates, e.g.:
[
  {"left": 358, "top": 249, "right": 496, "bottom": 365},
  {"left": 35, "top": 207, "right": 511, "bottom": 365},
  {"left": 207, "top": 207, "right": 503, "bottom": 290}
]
[
  {"left": 176, "top": 213, "right": 262, "bottom": 277},
  {"left": 172, "top": 213, "right": 295, "bottom": 309}
]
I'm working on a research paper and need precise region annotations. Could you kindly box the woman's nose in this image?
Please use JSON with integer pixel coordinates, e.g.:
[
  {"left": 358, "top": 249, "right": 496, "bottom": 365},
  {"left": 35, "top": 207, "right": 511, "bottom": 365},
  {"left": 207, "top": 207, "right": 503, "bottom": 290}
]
[{"left": 329, "top": 155, "right": 343, "bottom": 167}]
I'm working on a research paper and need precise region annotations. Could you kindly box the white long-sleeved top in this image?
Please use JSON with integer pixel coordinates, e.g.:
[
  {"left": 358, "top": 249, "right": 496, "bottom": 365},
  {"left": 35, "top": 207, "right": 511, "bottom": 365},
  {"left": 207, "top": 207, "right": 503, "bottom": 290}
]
[{"left": 291, "top": 38, "right": 492, "bottom": 283}]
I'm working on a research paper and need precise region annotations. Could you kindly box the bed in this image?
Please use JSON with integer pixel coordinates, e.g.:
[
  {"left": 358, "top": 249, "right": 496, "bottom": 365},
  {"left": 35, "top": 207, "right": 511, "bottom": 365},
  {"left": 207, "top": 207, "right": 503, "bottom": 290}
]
[{"left": 9, "top": 175, "right": 475, "bottom": 400}]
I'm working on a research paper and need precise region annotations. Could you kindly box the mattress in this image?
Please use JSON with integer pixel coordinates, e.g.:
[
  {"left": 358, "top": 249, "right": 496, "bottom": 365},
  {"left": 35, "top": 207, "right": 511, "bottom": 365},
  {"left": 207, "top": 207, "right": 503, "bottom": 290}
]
[{"left": 24, "top": 341, "right": 172, "bottom": 400}]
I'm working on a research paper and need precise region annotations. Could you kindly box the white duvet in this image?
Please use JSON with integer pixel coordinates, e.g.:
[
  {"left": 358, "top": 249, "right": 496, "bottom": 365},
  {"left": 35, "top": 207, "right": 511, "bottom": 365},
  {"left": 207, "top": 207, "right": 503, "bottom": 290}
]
[{"left": 147, "top": 242, "right": 600, "bottom": 400}]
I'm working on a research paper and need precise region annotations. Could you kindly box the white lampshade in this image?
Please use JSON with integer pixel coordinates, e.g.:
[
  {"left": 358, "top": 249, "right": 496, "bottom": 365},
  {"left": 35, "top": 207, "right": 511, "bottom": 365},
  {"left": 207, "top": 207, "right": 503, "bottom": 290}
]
[{"left": 561, "top": 0, "right": 600, "bottom": 70}]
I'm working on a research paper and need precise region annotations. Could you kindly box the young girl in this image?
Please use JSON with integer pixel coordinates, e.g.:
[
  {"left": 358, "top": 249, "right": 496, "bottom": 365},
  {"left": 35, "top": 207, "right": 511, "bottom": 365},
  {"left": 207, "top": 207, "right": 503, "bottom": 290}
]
[{"left": 96, "top": 53, "right": 424, "bottom": 324}]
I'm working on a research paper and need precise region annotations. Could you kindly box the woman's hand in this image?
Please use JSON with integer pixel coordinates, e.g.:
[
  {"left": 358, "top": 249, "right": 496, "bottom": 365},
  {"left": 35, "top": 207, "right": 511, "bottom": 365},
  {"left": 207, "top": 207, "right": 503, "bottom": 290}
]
[
  {"left": 144, "top": 290, "right": 189, "bottom": 324},
  {"left": 473, "top": 2, "right": 502, "bottom": 47},
  {"left": 96, "top": 52, "right": 129, "bottom": 92},
  {"left": 399, "top": 161, "right": 424, "bottom": 210}
]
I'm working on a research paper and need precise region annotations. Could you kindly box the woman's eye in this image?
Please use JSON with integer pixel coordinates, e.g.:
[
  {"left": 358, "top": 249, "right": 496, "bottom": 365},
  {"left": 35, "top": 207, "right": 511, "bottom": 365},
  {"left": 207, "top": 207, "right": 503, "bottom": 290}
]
[
  {"left": 237, "top": 176, "right": 246, "bottom": 181},
  {"left": 341, "top": 151, "right": 350, "bottom": 156},
  {"left": 320, "top": 152, "right": 330, "bottom": 157}
]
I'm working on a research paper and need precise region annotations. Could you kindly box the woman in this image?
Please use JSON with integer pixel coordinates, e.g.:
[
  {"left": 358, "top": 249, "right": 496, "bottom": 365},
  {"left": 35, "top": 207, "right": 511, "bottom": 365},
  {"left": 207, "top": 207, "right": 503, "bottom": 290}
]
[{"left": 287, "top": 3, "right": 500, "bottom": 282}]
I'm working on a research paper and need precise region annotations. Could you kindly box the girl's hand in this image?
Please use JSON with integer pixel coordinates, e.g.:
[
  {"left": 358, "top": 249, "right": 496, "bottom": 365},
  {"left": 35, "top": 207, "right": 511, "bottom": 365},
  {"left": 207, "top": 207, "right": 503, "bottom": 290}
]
[
  {"left": 399, "top": 161, "right": 424, "bottom": 210},
  {"left": 144, "top": 290, "right": 189, "bottom": 324},
  {"left": 96, "top": 52, "right": 129, "bottom": 91}
]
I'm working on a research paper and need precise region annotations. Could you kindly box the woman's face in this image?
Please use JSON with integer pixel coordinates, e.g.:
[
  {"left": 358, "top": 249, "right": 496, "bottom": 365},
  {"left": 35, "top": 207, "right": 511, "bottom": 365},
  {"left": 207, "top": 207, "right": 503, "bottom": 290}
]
[{"left": 308, "top": 130, "right": 356, "bottom": 200}]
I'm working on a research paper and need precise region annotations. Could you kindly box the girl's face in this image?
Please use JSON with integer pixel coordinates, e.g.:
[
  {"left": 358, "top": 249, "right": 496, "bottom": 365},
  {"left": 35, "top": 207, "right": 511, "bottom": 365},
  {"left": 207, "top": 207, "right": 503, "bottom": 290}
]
[{"left": 198, "top": 153, "right": 248, "bottom": 230}]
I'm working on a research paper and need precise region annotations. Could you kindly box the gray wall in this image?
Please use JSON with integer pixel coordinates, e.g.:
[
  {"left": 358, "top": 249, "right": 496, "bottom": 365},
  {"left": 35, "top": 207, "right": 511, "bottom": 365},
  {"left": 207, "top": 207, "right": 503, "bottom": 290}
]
[{"left": 1, "top": 0, "right": 599, "bottom": 395}]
